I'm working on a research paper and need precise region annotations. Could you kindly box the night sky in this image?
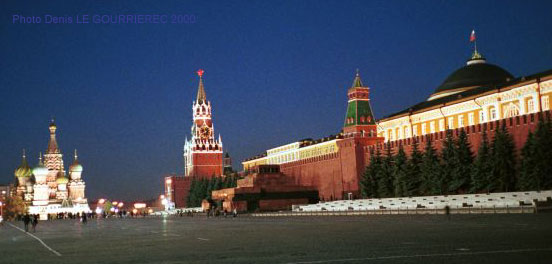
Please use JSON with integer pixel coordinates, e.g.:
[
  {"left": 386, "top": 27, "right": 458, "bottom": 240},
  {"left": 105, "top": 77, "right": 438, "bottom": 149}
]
[{"left": 1, "top": 0, "right": 551, "bottom": 201}]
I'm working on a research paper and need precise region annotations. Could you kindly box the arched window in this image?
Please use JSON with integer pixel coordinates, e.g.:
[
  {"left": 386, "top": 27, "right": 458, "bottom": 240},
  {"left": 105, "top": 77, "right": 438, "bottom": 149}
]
[{"left": 503, "top": 103, "right": 520, "bottom": 118}]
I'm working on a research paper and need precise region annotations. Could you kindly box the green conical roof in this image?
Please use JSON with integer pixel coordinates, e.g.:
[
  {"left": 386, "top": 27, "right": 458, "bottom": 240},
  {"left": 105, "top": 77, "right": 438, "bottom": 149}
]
[{"left": 352, "top": 69, "right": 364, "bottom": 88}]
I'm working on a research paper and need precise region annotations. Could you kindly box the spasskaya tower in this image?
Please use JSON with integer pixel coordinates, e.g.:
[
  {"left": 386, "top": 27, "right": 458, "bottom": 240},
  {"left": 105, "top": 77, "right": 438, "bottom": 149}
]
[{"left": 183, "top": 69, "right": 223, "bottom": 178}]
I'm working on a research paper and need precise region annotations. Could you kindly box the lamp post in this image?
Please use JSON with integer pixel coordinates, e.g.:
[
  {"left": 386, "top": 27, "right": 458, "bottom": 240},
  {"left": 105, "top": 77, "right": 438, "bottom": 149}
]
[{"left": 0, "top": 201, "right": 3, "bottom": 218}]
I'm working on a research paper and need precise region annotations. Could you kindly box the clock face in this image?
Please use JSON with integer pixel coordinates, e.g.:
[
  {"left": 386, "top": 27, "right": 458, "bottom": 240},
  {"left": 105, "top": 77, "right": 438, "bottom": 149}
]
[{"left": 200, "top": 126, "right": 210, "bottom": 139}]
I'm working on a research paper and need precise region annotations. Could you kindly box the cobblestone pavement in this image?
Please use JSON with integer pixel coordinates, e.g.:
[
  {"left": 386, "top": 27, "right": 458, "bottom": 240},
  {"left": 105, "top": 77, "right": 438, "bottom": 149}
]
[{"left": 1, "top": 214, "right": 551, "bottom": 263}]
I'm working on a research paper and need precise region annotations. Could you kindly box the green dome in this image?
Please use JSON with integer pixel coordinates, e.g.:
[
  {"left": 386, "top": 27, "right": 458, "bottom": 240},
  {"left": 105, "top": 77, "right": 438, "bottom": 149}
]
[
  {"left": 56, "top": 175, "right": 69, "bottom": 184},
  {"left": 15, "top": 156, "right": 32, "bottom": 178},
  {"left": 433, "top": 60, "right": 513, "bottom": 95}
]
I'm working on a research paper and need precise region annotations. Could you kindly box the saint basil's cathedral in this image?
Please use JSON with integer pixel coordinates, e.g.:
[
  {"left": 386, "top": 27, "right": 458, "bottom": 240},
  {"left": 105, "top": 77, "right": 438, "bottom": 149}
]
[{"left": 13, "top": 121, "right": 90, "bottom": 219}]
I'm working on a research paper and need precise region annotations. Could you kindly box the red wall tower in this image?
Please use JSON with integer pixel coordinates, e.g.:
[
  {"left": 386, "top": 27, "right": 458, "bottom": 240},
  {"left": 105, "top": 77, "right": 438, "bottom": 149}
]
[{"left": 183, "top": 69, "right": 223, "bottom": 178}]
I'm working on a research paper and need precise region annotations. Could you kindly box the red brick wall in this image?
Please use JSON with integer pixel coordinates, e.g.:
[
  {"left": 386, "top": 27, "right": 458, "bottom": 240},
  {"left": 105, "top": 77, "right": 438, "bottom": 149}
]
[
  {"left": 190, "top": 152, "right": 223, "bottom": 178},
  {"left": 365, "top": 111, "right": 551, "bottom": 162},
  {"left": 166, "top": 176, "right": 192, "bottom": 208},
  {"left": 279, "top": 136, "right": 384, "bottom": 201}
]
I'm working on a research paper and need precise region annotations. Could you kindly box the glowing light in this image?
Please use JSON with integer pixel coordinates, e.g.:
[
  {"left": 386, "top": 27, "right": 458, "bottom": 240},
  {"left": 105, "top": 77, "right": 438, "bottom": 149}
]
[
  {"left": 160, "top": 195, "right": 165, "bottom": 200},
  {"left": 114, "top": 208, "right": 119, "bottom": 213},
  {"left": 166, "top": 179, "right": 172, "bottom": 184},
  {"left": 98, "top": 199, "right": 105, "bottom": 204},
  {"left": 112, "top": 201, "right": 118, "bottom": 206},
  {"left": 134, "top": 203, "right": 146, "bottom": 209},
  {"left": 148, "top": 209, "right": 153, "bottom": 214},
  {"left": 118, "top": 203, "right": 123, "bottom": 208},
  {"left": 0, "top": 202, "right": 3, "bottom": 206},
  {"left": 110, "top": 207, "right": 115, "bottom": 212},
  {"left": 95, "top": 207, "right": 102, "bottom": 214},
  {"left": 132, "top": 209, "right": 138, "bottom": 214},
  {"left": 197, "top": 69, "right": 204, "bottom": 77},
  {"left": 161, "top": 199, "right": 167, "bottom": 205}
]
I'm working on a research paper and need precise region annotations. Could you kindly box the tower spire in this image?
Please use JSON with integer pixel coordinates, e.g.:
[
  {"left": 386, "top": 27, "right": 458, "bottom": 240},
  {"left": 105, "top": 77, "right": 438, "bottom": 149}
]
[
  {"left": 47, "top": 119, "right": 60, "bottom": 154},
  {"left": 74, "top": 149, "right": 78, "bottom": 161},
  {"left": 351, "top": 69, "right": 364, "bottom": 88},
  {"left": 196, "top": 69, "right": 206, "bottom": 103}
]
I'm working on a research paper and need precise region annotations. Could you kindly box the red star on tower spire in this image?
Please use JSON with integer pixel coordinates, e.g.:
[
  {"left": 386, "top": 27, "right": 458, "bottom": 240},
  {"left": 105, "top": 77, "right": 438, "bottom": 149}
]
[{"left": 197, "top": 69, "right": 204, "bottom": 77}]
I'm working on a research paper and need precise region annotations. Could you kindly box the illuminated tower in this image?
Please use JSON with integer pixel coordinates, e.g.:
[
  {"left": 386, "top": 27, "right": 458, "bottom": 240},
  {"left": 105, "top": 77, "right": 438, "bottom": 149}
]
[
  {"left": 68, "top": 149, "right": 87, "bottom": 202},
  {"left": 43, "top": 120, "right": 64, "bottom": 199},
  {"left": 343, "top": 70, "right": 378, "bottom": 137},
  {"left": 183, "top": 69, "right": 223, "bottom": 178}
]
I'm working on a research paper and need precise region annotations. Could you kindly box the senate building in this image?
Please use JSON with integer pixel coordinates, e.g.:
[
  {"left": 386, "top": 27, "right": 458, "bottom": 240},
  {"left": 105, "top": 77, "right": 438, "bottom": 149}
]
[{"left": 242, "top": 44, "right": 551, "bottom": 202}]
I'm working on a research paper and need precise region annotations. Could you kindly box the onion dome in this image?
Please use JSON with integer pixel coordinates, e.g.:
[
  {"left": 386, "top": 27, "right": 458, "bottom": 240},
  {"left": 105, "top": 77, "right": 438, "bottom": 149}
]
[
  {"left": 56, "top": 174, "right": 69, "bottom": 184},
  {"left": 33, "top": 153, "right": 49, "bottom": 183},
  {"left": 56, "top": 165, "right": 69, "bottom": 185},
  {"left": 69, "top": 149, "right": 83, "bottom": 173},
  {"left": 15, "top": 150, "right": 32, "bottom": 178},
  {"left": 427, "top": 51, "right": 513, "bottom": 101}
]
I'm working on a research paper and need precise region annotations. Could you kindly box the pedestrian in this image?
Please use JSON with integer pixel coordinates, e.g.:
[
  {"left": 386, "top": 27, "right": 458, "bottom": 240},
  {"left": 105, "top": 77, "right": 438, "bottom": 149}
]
[
  {"left": 445, "top": 205, "right": 451, "bottom": 220},
  {"left": 23, "top": 214, "right": 31, "bottom": 232},
  {"left": 32, "top": 215, "right": 38, "bottom": 232},
  {"left": 232, "top": 208, "right": 237, "bottom": 217},
  {"left": 81, "top": 212, "right": 87, "bottom": 224}
]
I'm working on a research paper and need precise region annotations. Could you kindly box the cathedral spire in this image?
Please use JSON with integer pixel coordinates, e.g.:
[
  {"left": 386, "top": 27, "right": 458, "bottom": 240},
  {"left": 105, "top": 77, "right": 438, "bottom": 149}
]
[
  {"left": 196, "top": 69, "right": 206, "bottom": 103},
  {"left": 47, "top": 119, "right": 60, "bottom": 154}
]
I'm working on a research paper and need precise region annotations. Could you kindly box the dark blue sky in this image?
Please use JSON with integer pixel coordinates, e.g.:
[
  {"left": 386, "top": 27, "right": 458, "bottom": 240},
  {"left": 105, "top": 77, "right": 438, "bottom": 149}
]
[{"left": 1, "top": 0, "right": 551, "bottom": 201}]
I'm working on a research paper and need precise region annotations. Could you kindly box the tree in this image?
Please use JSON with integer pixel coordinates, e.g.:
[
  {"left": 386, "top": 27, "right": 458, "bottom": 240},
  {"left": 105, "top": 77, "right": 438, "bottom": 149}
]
[
  {"left": 406, "top": 139, "right": 423, "bottom": 196},
  {"left": 440, "top": 129, "right": 457, "bottom": 194},
  {"left": 361, "top": 148, "right": 378, "bottom": 198},
  {"left": 377, "top": 144, "right": 394, "bottom": 198},
  {"left": 470, "top": 129, "right": 491, "bottom": 193},
  {"left": 4, "top": 195, "right": 27, "bottom": 220},
  {"left": 450, "top": 129, "right": 473, "bottom": 193},
  {"left": 489, "top": 122, "right": 516, "bottom": 192},
  {"left": 420, "top": 136, "right": 441, "bottom": 195},
  {"left": 518, "top": 132, "right": 538, "bottom": 191},
  {"left": 393, "top": 145, "right": 408, "bottom": 197},
  {"left": 533, "top": 115, "right": 552, "bottom": 189}
]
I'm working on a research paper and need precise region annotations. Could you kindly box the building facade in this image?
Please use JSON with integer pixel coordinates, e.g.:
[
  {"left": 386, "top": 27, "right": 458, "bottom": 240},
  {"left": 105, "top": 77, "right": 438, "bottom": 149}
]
[
  {"left": 13, "top": 121, "right": 90, "bottom": 219},
  {"left": 243, "top": 45, "right": 551, "bottom": 202}
]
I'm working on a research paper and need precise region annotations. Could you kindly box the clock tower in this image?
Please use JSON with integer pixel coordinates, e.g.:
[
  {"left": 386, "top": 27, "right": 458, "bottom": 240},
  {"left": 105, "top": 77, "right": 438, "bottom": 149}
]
[{"left": 183, "top": 69, "right": 223, "bottom": 178}]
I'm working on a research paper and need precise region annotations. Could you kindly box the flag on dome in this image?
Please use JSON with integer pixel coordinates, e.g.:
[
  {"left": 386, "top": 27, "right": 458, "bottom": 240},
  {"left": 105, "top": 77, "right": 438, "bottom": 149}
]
[{"left": 470, "top": 30, "right": 476, "bottom": 42}]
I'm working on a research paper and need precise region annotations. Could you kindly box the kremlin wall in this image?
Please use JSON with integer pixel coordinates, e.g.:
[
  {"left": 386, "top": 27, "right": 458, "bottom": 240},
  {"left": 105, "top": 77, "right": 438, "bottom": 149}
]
[
  {"left": 241, "top": 48, "right": 552, "bottom": 206},
  {"left": 165, "top": 45, "right": 551, "bottom": 211}
]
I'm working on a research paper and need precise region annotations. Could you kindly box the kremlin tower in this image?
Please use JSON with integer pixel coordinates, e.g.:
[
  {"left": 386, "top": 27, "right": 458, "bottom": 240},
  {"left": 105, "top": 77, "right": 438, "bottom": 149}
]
[{"left": 183, "top": 69, "right": 223, "bottom": 178}]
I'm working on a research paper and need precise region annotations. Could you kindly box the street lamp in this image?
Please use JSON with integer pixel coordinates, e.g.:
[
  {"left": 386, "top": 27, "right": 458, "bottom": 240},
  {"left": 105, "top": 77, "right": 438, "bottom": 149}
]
[
  {"left": 0, "top": 201, "right": 3, "bottom": 218},
  {"left": 98, "top": 198, "right": 105, "bottom": 204}
]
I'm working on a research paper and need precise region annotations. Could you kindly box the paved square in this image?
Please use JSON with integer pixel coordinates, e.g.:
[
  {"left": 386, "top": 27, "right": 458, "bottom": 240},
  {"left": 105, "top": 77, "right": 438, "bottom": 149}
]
[{"left": 1, "top": 214, "right": 552, "bottom": 263}]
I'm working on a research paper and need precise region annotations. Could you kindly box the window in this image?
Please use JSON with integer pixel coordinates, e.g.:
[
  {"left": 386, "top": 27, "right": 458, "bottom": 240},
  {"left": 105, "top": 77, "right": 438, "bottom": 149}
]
[
  {"left": 421, "top": 123, "right": 426, "bottom": 135},
  {"left": 490, "top": 107, "right": 497, "bottom": 120},
  {"left": 479, "top": 111, "right": 486, "bottom": 123},
  {"left": 388, "top": 130, "right": 394, "bottom": 141},
  {"left": 504, "top": 103, "right": 519, "bottom": 118},
  {"left": 458, "top": 115, "right": 464, "bottom": 127},
  {"left": 413, "top": 125, "right": 418, "bottom": 136},
  {"left": 527, "top": 98, "right": 535, "bottom": 113},
  {"left": 396, "top": 128, "right": 401, "bottom": 139},
  {"left": 543, "top": 96, "right": 550, "bottom": 111},
  {"left": 404, "top": 126, "right": 410, "bottom": 138},
  {"left": 448, "top": 117, "right": 454, "bottom": 129},
  {"left": 430, "top": 121, "right": 435, "bottom": 133},
  {"left": 468, "top": 113, "right": 475, "bottom": 125},
  {"left": 439, "top": 119, "right": 445, "bottom": 131}
]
